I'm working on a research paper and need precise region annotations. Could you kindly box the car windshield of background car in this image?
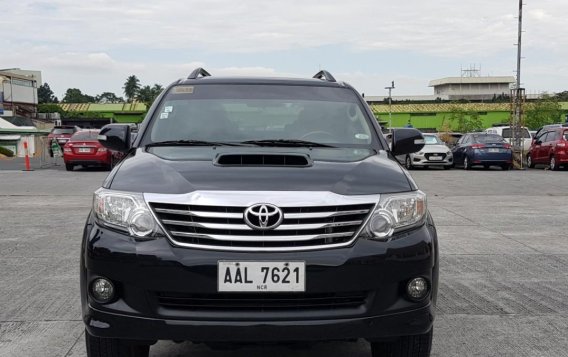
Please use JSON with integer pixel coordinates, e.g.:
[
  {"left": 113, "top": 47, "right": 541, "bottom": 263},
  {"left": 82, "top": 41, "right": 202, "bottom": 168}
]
[
  {"left": 475, "top": 134, "right": 505, "bottom": 143},
  {"left": 71, "top": 131, "right": 99, "bottom": 141},
  {"left": 52, "top": 128, "right": 74, "bottom": 135},
  {"left": 424, "top": 135, "right": 443, "bottom": 145},
  {"left": 501, "top": 128, "right": 531, "bottom": 139},
  {"left": 146, "top": 85, "right": 374, "bottom": 148}
]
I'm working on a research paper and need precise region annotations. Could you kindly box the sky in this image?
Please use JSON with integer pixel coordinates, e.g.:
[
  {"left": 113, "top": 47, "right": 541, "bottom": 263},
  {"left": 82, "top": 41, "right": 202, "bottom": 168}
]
[{"left": 1, "top": 0, "right": 567, "bottom": 100}]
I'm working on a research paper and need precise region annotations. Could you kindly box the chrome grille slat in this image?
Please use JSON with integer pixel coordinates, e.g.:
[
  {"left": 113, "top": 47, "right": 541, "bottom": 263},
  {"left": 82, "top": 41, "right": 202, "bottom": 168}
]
[
  {"left": 161, "top": 219, "right": 363, "bottom": 231},
  {"left": 149, "top": 197, "right": 376, "bottom": 251},
  {"left": 285, "top": 209, "right": 370, "bottom": 219},
  {"left": 154, "top": 208, "right": 243, "bottom": 219},
  {"left": 169, "top": 231, "right": 355, "bottom": 242}
]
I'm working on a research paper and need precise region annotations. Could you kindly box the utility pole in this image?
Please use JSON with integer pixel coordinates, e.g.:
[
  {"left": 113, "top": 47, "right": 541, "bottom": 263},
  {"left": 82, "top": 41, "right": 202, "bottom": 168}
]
[
  {"left": 385, "top": 81, "right": 395, "bottom": 130},
  {"left": 511, "top": 0, "right": 525, "bottom": 169}
]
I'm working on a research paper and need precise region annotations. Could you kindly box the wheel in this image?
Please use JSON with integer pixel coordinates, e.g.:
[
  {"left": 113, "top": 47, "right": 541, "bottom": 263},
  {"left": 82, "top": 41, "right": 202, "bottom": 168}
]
[
  {"left": 85, "top": 330, "right": 149, "bottom": 357},
  {"left": 501, "top": 164, "right": 511, "bottom": 171},
  {"left": 65, "top": 164, "right": 74, "bottom": 171},
  {"left": 550, "top": 156, "right": 559, "bottom": 171},
  {"left": 371, "top": 329, "right": 433, "bottom": 357},
  {"left": 443, "top": 165, "right": 451, "bottom": 170},
  {"left": 483, "top": 164, "right": 490, "bottom": 170},
  {"left": 405, "top": 155, "right": 413, "bottom": 170},
  {"left": 527, "top": 154, "right": 535, "bottom": 168},
  {"left": 463, "top": 156, "right": 471, "bottom": 170}
]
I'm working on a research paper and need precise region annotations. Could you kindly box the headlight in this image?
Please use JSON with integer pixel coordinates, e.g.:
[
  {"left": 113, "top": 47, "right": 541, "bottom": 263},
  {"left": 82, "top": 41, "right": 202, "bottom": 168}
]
[
  {"left": 93, "top": 188, "right": 164, "bottom": 239},
  {"left": 360, "top": 191, "right": 427, "bottom": 241},
  {"left": 446, "top": 150, "right": 452, "bottom": 155}
]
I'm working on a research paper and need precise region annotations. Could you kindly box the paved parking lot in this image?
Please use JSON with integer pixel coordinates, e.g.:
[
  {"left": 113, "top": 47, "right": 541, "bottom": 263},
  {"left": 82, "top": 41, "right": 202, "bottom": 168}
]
[{"left": 0, "top": 166, "right": 567, "bottom": 357}]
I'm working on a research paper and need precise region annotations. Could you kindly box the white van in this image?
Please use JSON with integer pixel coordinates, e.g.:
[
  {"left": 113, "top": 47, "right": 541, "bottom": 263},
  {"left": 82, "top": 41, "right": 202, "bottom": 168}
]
[{"left": 485, "top": 126, "right": 532, "bottom": 152}]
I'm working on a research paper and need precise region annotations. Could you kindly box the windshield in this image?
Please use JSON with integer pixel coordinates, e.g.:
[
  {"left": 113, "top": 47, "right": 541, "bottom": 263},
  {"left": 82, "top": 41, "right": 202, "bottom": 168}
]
[
  {"left": 473, "top": 134, "right": 505, "bottom": 143},
  {"left": 501, "top": 128, "right": 531, "bottom": 139},
  {"left": 145, "top": 84, "right": 374, "bottom": 147},
  {"left": 52, "top": 128, "right": 74, "bottom": 135},
  {"left": 71, "top": 131, "right": 99, "bottom": 141},
  {"left": 424, "top": 135, "right": 443, "bottom": 145}
]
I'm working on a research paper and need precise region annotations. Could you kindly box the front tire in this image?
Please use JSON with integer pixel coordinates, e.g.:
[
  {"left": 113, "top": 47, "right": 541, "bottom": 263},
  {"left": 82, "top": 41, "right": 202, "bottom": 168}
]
[
  {"left": 550, "top": 156, "right": 559, "bottom": 171},
  {"left": 405, "top": 155, "right": 414, "bottom": 170},
  {"left": 85, "top": 330, "right": 149, "bottom": 357},
  {"left": 371, "top": 329, "right": 433, "bottom": 357},
  {"left": 463, "top": 156, "right": 471, "bottom": 170},
  {"left": 65, "top": 164, "right": 74, "bottom": 171},
  {"left": 527, "top": 154, "right": 535, "bottom": 168}
]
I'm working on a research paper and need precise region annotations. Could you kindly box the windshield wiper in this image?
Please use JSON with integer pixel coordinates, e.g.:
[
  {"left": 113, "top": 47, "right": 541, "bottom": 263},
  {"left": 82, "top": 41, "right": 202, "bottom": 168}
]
[
  {"left": 240, "top": 139, "right": 336, "bottom": 148},
  {"left": 146, "top": 140, "right": 244, "bottom": 147}
]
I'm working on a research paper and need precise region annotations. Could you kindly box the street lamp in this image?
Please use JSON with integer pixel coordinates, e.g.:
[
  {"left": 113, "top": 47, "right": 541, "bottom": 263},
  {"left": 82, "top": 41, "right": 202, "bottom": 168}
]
[{"left": 385, "top": 81, "right": 395, "bottom": 130}]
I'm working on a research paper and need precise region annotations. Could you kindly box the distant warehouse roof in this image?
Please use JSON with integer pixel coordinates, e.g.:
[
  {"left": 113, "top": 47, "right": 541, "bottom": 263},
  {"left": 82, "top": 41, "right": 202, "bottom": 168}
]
[
  {"left": 429, "top": 76, "right": 516, "bottom": 87},
  {"left": 59, "top": 102, "right": 148, "bottom": 113}
]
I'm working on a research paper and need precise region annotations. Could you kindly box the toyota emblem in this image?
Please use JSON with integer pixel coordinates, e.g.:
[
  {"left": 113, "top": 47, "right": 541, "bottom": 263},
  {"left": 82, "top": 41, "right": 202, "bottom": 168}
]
[{"left": 244, "top": 204, "right": 283, "bottom": 230}]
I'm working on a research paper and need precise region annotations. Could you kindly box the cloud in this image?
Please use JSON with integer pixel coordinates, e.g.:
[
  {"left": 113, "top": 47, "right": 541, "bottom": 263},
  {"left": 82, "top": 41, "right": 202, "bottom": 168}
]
[{"left": 2, "top": 0, "right": 568, "bottom": 95}]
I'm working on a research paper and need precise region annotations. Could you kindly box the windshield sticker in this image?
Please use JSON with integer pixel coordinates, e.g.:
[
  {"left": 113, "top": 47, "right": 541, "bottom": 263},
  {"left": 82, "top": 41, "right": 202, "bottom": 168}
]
[
  {"left": 159, "top": 112, "right": 169, "bottom": 119},
  {"left": 355, "top": 133, "right": 369, "bottom": 140},
  {"left": 174, "top": 86, "right": 194, "bottom": 94},
  {"left": 164, "top": 106, "right": 173, "bottom": 113}
]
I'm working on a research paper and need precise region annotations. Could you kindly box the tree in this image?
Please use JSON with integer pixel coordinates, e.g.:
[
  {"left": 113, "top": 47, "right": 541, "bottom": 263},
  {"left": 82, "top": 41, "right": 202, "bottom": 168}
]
[
  {"left": 136, "top": 83, "right": 163, "bottom": 108},
  {"left": 38, "top": 83, "right": 58, "bottom": 103},
  {"left": 96, "top": 92, "right": 124, "bottom": 103},
  {"left": 552, "top": 91, "right": 568, "bottom": 102},
  {"left": 123, "top": 75, "right": 141, "bottom": 102},
  {"left": 524, "top": 95, "right": 562, "bottom": 130},
  {"left": 62, "top": 88, "right": 95, "bottom": 103},
  {"left": 445, "top": 105, "right": 484, "bottom": 133}
]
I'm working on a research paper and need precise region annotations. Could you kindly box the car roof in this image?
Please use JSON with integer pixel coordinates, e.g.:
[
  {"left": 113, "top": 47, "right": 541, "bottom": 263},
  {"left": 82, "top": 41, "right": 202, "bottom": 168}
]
[{"left": 175, "top": 76, "right": 353, "bottom": 89}]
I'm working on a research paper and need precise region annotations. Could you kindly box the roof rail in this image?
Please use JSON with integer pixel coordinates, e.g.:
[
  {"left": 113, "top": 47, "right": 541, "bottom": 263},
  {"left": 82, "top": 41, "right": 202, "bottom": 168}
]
[
  {"left": 187, "top": 67, "right": 211, "bottom": 79},
  {"left": 313, "top": 70, "right": 336, "bottom": 82}
]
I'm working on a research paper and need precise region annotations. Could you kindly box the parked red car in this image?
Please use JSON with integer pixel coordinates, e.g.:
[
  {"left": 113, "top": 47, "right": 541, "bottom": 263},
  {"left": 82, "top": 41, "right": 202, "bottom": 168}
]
[
  {"left": 527, "top": 127, "right": 568, "bottom": 170},
  {"left": 63, "top": 130, "right": 111, "bottom": 171},
  {"left": 48, "top": 126, "right": 80, "bottom": 156}
]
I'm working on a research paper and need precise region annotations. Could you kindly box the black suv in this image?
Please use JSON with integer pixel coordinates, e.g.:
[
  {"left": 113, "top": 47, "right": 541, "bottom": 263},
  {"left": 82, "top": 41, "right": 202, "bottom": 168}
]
[{"left": 81, "top": 69, "right": 438, "bottom": 357}]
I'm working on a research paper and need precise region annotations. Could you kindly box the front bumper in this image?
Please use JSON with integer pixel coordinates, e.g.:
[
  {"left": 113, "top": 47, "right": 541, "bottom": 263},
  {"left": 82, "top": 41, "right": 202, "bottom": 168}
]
[
  {"left": 411, "top": 153, "right": 453, "bottom": 167},
  {"left": 81, "top": 214, "right": 438, "bottom": 343}
]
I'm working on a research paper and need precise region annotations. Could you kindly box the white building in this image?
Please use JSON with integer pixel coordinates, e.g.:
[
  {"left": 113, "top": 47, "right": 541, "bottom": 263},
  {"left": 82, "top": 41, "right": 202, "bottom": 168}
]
[
  {"left": 0, "top": 69, "right": 41, "bottom": 117},
  {"left": 428, "top": 76, "right": 515, "bottom": 101}
]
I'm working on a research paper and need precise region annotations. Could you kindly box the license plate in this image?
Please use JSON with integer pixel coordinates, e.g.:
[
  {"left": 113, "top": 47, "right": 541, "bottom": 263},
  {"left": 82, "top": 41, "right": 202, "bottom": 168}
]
[
  {"left": 78, "top": 148, "right": 91, "bottom": 153},
  {"left": 429, "top": 156, "right": 442, "bottom": 161},
  {"left": 488, "top": 148, "right": 499, "bottom": 153},
  {"left": 218, "top": 261, "right": 305, "bottom": 292}
]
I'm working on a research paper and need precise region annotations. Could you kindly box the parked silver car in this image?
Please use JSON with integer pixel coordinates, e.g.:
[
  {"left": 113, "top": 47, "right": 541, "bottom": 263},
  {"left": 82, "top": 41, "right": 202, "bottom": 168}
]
[{"left": 398, "top": 134, "right": 453, "bottom": 169}]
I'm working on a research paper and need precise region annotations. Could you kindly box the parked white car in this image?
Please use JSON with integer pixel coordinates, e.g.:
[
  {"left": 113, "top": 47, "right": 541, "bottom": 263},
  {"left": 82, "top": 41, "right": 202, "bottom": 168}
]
[
  {"left": 485, "top": 126, "right": 532, "bottom": 152},
  {"left": 397, "top": 134, "right": 453, "bottom": 169}
]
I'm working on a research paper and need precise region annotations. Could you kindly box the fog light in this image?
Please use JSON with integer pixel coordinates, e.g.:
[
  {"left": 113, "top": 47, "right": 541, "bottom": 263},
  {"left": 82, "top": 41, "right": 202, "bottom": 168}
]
[
  {"left": 91, "top": 278, "right": 115, "bottom": 303},
  {"left": 407, "top": 277, "right": 429, "bottom": 300}
]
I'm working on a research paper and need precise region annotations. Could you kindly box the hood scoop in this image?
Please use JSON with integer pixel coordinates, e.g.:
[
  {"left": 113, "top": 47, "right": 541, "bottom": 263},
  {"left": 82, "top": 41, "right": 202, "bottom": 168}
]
[{"left": 215, "top": 153, "right": 312, "bottom": 167}]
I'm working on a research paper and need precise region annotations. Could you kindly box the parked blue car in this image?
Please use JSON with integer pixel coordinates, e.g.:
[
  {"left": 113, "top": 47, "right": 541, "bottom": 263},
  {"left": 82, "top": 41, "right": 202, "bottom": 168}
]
[{"left": 452, "top": 133, "right": 513, "bottom": 170}]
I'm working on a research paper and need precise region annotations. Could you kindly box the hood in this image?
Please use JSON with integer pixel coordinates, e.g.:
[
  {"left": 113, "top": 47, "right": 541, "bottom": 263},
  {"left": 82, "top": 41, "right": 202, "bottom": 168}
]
[{"left": 105, "top": 148, "right": 416, "bottom": 195}]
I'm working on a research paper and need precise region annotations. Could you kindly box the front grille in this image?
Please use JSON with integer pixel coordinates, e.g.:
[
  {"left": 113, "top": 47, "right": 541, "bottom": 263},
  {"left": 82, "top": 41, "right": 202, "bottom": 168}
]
[
  {"left": 425, "top": 153, "right": 447, "bottom": 160},
  {"left": 156, "top": 291, "right": 369, "bottom": 311},
  {"left": 149, "top": 202, "right": 375, "bottom": 251}
]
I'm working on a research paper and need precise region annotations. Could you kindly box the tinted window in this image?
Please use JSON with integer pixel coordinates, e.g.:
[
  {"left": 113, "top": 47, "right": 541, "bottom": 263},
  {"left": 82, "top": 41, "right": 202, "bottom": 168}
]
[
  {"left": 501, "top": 128, "right": 531, "bottom": 139},
  {"left": 547, "top": 131, "right": 559, "bottom": 142},
  {"left": 146, "top": 85, "right": 374, "bottom": 147},
  {"left": 472, "top": 134, "right": 505, "bottom": 143},
  {"left": 71, "top": 131, "right": 99, "bottom": 141}
]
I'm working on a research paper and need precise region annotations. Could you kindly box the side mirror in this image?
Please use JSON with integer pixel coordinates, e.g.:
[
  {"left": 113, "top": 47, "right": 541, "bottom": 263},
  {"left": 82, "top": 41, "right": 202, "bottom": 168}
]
[
  {"left": 534, "top": 140, "right": 542, "bottom": 145},
  {"left": 391, "top": 128, "right": 425, "bottom": 156},
  {"left": 98, "top": 124, "right": 131, "bottom": 153}
]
